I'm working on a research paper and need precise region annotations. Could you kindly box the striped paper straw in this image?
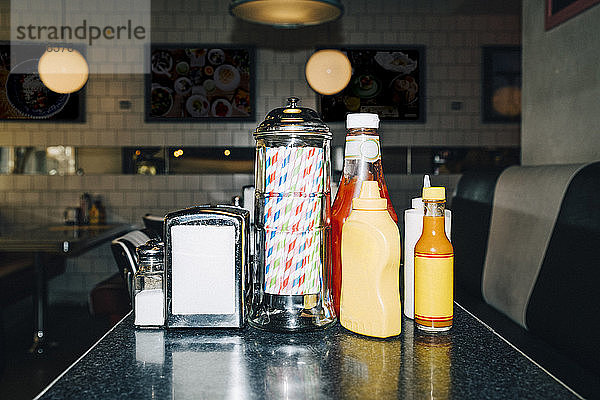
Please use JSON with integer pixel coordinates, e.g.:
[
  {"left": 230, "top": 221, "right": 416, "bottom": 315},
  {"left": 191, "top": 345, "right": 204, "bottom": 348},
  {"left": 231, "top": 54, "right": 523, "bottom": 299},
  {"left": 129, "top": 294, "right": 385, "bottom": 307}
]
[{"left": 262, "top": 146, "right": 325, "bottom": 295}]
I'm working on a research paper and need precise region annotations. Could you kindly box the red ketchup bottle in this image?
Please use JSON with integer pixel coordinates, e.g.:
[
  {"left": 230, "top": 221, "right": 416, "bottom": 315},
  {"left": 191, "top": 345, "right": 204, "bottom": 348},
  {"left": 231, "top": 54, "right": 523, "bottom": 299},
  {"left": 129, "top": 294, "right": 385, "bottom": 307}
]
[{"left": 331, "top": 113, "right": 398, "bottom": 316}]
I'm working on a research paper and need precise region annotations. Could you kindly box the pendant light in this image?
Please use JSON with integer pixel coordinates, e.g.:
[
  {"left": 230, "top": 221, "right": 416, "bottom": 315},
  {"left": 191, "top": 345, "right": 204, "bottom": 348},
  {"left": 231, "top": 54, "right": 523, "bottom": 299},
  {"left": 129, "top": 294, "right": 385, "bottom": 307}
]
[
  {"left": 37, "top": 0, "right": 88, "bottom": 94},
  {"left": 229, "top": 0, "right": 344, "bottom": 28},
  {"left": 38, "top": 49, "right": 89, "bottom": 94},
  {"left": 305, "top": 49, "right": 351, "bottom": 95}
]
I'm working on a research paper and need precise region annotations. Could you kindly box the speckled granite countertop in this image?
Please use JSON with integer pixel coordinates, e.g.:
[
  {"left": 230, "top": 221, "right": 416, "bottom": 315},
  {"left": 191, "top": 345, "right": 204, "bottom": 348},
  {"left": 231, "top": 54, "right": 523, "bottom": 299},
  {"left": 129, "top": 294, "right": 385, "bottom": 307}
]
[{"left": 35, "top": 304, "right": 579, "bottom": 399}]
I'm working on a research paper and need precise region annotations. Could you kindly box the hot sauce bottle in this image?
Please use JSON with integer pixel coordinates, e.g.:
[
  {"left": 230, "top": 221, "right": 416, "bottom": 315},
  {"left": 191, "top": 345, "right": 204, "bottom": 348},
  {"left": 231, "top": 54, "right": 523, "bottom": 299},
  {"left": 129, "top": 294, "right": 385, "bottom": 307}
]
[
  {"left": 414, "top": 187, "right": 454, "bottom": 331},
  {"left": 331, "top": 113, "right": 398, "bottom": 316}
]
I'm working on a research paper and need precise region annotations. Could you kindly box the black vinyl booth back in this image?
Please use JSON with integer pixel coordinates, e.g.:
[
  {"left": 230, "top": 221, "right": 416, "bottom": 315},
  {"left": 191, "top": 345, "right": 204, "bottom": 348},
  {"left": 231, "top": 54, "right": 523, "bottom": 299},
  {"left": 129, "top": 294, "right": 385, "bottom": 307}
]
[
  {"left": 525, "top": 162, "right": 600, "bottom": 377},
  {"left": 451, "top": 168, "right": 505, "bottom": 300},
  {"left": 450, "top": 162, "right": 600, "bottom": 398}
]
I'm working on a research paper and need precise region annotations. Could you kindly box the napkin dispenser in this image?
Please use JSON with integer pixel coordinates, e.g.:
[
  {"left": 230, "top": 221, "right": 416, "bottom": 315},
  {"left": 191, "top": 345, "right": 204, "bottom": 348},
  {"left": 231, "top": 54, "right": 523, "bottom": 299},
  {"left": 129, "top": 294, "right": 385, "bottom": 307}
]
[{"left": 165, "top": 206, "right": 250, "bottom": 328}]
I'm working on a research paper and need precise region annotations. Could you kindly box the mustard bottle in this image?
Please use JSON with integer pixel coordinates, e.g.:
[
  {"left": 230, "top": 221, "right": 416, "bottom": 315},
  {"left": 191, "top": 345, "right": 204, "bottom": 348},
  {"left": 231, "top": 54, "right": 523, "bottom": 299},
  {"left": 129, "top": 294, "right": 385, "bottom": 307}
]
[{"left": 340, "top": 181, "right": 401, "bottom": 338}]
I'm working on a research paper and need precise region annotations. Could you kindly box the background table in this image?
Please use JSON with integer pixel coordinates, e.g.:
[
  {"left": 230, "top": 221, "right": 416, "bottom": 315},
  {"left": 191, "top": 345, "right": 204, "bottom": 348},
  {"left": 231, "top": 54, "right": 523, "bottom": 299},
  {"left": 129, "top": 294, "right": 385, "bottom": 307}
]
[
  {"left": 0, "top": 224, "right": 132, "bottom": 354},
  {"left": 34, "top": 304, "right": 581, "bottom": 399}
]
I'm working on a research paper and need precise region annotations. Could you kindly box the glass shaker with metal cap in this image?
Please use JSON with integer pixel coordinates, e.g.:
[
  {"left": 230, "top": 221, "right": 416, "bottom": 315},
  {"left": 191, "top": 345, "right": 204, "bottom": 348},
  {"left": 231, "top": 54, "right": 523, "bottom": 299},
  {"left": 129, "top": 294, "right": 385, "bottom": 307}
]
[
  {"left": 250, "top": 97, "right": 336, "bottom": 331},
  {"left": 134, "top": 239, "right": 165, "bottom": 328}
]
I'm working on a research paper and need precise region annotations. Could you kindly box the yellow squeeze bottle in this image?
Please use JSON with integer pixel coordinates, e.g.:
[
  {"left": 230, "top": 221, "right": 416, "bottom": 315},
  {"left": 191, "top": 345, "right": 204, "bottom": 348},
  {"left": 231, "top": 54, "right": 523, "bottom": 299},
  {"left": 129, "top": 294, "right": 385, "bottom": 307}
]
[{"left": 340, "top": 181, "right": 402, "bottom": 338}]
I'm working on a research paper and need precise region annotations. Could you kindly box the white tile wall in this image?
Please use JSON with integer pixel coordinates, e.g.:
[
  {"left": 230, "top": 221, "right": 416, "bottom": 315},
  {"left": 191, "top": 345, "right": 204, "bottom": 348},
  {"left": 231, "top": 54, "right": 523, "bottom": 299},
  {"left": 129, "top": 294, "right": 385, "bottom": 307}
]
[{"left": 0, "top": 0, "right": 520, "bottom": 303}]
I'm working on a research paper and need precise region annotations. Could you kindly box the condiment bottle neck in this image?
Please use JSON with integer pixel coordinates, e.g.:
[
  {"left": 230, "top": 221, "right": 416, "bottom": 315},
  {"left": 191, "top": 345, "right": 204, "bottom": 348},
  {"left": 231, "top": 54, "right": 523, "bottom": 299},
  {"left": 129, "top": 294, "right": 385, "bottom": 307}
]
[
  {"left": 424, "top": 199, "right": 445, "bottom": 218},
  {"left": 341, "top": 127, "right": 382, "bottom": 177},
  {"left": 419, "top": 199, "right": 451, "bottom": 253},
  {"left": 346, "top": 127, "right": 378, "bottom": 137}
]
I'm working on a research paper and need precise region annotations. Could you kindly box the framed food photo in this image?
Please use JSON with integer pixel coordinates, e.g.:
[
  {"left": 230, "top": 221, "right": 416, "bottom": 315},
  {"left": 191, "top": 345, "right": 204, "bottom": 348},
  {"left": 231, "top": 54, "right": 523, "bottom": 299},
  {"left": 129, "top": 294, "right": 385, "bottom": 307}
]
[
  {"left": 482, "top": 46, "right": 522, "bottom": 123},
  {"left": 318, "top": 46, "right": 425, "bottom": 122},
  {"left": 146, "top": 44, "right": 254, "bottom": 122},
  {"left": 0, "top": 42, "right": 85, "bottom": 122}
]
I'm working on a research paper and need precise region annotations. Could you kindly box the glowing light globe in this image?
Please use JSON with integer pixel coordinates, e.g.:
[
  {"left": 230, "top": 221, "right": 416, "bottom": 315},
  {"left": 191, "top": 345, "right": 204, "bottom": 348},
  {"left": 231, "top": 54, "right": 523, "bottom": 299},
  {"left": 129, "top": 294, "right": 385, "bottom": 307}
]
[
  {"left": 305, "top": 49, "right": 351, "bottom": 96},
  {"left": 38, "top": 49, "right": 89, "bottom": 94}
]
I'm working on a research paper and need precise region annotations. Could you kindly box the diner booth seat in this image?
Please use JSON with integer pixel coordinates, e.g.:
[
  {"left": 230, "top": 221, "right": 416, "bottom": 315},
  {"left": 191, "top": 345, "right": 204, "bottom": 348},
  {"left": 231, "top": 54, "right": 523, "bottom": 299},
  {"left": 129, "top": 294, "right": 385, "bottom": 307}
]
[
  {"left": 142, "top": 213, "right": 164, "bottom": 240},
  {"left": 89, "top": 229, "right": 158, "bottom": 326},
  {"left": 451, "top": 168, "right": 505, "bottom": 301},
  {"left": 452, "top": 161, "right": 600, "bottom": 398}
]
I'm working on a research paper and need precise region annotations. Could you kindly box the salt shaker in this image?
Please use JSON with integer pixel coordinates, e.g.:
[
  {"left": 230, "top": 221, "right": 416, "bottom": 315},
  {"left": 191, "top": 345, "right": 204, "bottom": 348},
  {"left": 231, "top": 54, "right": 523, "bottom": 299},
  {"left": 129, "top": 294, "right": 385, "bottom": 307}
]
[{"left": 134, "top": 239, "right": 165, "bottom": 328}]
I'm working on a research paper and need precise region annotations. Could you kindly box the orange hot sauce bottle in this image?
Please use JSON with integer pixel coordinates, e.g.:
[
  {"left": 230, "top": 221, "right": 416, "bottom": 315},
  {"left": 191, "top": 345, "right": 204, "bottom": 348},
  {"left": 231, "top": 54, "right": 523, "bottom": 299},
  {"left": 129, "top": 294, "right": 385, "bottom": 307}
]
[
  {"left": 331, "top": 113, "right": 398, "bottom": 316},
  {"left": 414, "top": 187, "right": 454, "bottom": 332}
]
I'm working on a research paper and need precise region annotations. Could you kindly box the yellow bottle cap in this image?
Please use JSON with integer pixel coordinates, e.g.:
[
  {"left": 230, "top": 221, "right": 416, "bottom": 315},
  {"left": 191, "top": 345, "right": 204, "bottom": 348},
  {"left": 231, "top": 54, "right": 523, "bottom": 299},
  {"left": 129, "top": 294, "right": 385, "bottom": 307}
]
[
  {"left": 352, "top": 181, "right": 387, "bottom": 210},
  {"left": 422, "top": 186, "right": 446, "bottom": 201}
]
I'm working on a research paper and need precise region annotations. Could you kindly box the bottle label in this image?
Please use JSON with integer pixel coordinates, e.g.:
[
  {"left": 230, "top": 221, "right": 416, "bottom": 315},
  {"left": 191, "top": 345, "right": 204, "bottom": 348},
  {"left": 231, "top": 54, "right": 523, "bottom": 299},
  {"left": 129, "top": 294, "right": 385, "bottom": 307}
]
[
  {"left": 414, "top": 253, "right": 453, "bottom": 322},
  {"left": 345, "top": 135, "right": 381, "bottom": 162}
]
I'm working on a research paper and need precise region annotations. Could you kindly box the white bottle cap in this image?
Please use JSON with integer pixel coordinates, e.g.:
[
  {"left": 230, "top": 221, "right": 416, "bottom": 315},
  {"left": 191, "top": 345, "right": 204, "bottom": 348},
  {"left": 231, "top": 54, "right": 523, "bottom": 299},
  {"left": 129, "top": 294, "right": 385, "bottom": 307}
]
[
  {"left": 423, "top": 174, "right": 431, "bottom": 188},
  {"left": 410, "top": 174, "right": 431, "bottom": 210},
  {"left": 346, "top": 113, "right": 379, "bottom": 129},
  {"left": 411, "top": 197, "right": 422, "bottom": 209}
]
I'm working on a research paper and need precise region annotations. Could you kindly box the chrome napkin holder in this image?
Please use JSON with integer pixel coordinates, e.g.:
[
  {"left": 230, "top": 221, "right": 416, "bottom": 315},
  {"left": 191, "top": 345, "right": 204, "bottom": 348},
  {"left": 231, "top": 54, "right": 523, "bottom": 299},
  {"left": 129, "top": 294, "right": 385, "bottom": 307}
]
[{"left": 165, "top": 206, "right": 250, "bottom": 328}]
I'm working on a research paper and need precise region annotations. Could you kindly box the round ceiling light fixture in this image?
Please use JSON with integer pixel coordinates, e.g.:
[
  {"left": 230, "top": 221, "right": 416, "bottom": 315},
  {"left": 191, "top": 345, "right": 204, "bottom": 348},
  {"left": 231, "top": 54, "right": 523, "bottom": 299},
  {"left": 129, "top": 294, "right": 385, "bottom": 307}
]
[
  {"left": 305, "top": 49, "right": 351, "bottom": 95},
  {"left": 38, "top": 49, "right": 89, "bottom": 94},
  {"left": 229, "top": 0, "right": 344, "bottom": 28}
]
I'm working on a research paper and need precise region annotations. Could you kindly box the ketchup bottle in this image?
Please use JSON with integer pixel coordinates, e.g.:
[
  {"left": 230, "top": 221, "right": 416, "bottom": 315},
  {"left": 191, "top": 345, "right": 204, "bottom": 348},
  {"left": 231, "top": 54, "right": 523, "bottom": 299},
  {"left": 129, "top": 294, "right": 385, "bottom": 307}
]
[{"left": 331, "top": 113, "right": 398, "bottom": 316}]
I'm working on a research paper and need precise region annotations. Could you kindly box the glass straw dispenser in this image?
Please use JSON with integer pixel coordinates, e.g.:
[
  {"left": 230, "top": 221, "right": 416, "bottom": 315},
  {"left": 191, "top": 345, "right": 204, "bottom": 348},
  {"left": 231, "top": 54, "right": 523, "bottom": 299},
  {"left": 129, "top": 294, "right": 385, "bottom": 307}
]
[{"left": 250, "top": 97, "right": 336, "bottom": 332}]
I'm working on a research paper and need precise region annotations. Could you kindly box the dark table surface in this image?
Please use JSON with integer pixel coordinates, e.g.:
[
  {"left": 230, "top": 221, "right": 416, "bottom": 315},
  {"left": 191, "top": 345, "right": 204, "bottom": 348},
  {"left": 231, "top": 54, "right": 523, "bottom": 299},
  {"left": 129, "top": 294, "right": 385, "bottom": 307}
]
[
  {"left": 34, "top": 303, "right": 580, "bottom": 399},
  {"left": 0, "top": 224, "right": 132, "bottom": 255}
]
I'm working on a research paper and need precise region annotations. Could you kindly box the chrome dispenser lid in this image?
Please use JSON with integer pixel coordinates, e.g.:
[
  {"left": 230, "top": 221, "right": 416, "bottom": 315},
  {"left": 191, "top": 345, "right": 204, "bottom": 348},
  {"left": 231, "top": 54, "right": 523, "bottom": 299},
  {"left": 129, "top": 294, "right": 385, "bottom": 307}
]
[
  {"left": 254, "top": 97, "right": 331, "bottom": 139},
  {"left": 137, "top": 239, "right": 164, "bottom": 261}
]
